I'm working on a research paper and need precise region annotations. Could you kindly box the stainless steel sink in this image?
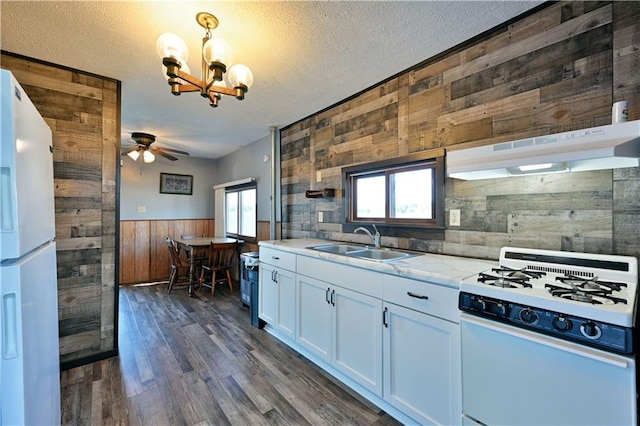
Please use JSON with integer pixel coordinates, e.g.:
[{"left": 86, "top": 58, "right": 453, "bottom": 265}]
[
  {"left": 346, "top": 248, "right": 415, "bottom": 262},
  {"left": 309, "top": 244, "right": 366, "bottom": 254},
  {"left": 309, "top": 244, "right": 415, "bottom": 262}
]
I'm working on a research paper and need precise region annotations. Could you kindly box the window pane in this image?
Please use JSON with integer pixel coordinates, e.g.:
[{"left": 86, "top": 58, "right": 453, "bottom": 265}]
[
  {"left": 226, "top": 192, "right": 238, "bottom": 234},
  {"left": 391, "top": 169, "right": 433, "bottom": 219},
  {"left": 356, "top": 175, "right": 385, "bottom": 218},
  {"left": 239, "top": 188, "right": 256, "bottom": 237}
]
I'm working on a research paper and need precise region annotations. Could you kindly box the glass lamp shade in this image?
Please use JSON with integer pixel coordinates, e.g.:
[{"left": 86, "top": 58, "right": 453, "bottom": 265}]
[
  {"left": 142, "top": 150, "right": 156, "bottom": 163},
  {"left": 202, "top": 37, "right": 232, "bottom": 68},
  {"left": 212, "top": 79, "right": 227, "bottom": 88},
  {"left": 156, "top": 33, "right": 189, "bottom": 65},
  {"left": 228, "top": 64, "right": 254, "bottom": 89},
  {"left": 163, "top": 62, "right": 190, "bottom": 80},
  {"left": 127, "top": 150, "right": 140, "bottom": 161}
]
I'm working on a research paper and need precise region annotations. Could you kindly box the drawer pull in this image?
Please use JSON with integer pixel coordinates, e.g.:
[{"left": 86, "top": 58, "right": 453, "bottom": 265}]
[
  {"left": 272, "top": 256, "right": 280, "bottom": 260},
  {"left": 407, "top": 291, "right": 429, "bottom": 300}
]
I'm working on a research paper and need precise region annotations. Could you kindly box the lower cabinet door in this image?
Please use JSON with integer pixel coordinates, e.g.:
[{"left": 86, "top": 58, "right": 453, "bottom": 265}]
[
  {"left": 259, "top": 263, "right": 277, "bottom": 325},
  {"left": 383, "top": 302, "right": 461, "bottom": 425},
  {"left": 333, "top": 286, "right": 383, "bottom": 396},
  {"left": 275, "top": 267, "right": 296, "bottom": 340},
  {"left": 296, "top": 275, "right": 332, "bottom": 363}
]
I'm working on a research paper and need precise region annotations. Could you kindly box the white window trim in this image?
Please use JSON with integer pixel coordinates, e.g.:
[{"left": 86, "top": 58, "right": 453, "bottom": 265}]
[{"left": 213, "top": 177, "right": 256, "bottom": 237}]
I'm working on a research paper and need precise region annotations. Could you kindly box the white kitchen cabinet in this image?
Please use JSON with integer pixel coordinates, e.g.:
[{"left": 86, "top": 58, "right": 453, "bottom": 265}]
[
  {"left": 296, "top": 274, "right": 332, "bottom": 362},
  {"left": 383, "top": 275, "right": 461, "bottom": 425},
  {"left": 296, "top": 257, "right": 383, "bottom": 396},
  {"left": 259, "top": 248, "right": 296, "bottom": 341},
  {"left": 333, "top": 285, "right": 383, "bottom": 396}
]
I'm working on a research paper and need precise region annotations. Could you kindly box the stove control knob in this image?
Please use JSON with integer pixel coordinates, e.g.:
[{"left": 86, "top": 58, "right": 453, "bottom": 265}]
[
  {"left": 519, "top": 308, "right": 539, "bottom": 324},
  {"left": 472, "top": 297, "right": 486, "bottom": 311},
  {"left": 495, "top": 303, "right": 508, "bottom": 317},
  {"left": 580, "top": 322, "right": 602, "bottom": 340},
  {"left": 552, "top": 316, "right": 572, "bottom": 332}
]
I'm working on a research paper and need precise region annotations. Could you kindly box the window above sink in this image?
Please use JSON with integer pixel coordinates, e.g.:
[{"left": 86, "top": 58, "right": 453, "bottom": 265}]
[{"left": 341, "top": 149, "right": 446, "bottom": 234}]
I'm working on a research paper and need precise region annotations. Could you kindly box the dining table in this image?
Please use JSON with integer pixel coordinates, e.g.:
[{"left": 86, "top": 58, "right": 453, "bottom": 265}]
[{"left": 173, "top": 236, "right": 240, "bottom": 297}]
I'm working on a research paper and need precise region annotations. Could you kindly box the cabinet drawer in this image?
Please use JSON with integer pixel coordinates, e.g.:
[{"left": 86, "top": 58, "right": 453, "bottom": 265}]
[
  {"left": 259, "top": 247, "right": 296, "bottom": 271},
  {"left": 297, "top": 255, "right": 382, "bottom": 298},
  {"left": 383, "top": 275, "right": 459, "bottom": 323}
]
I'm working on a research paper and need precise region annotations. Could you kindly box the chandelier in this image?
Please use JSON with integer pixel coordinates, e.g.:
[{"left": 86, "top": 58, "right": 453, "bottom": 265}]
[{"left": 156, "top": 12, "right": 254, "bottom": 108}]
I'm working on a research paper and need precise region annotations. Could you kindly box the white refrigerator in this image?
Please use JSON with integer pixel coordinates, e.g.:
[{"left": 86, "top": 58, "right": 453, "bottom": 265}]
[{"left": 1, "top": 69, "right": 61, "bottom": 425}]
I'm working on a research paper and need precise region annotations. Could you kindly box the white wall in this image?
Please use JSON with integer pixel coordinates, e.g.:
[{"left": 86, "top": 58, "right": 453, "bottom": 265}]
[
  {"left": 120, "top": 155, "right": 217, "bottom": 220},
  {"left": 120, "top": 132, "right": 280, "bottom": 222},
  {"left": 215, "top": 133, "right": 280, "bottom": 222}
]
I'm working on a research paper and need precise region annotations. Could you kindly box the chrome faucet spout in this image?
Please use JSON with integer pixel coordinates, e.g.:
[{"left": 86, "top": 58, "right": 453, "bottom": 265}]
[{"left": 354, "top": 225, "right": 381, "bottom": 249}]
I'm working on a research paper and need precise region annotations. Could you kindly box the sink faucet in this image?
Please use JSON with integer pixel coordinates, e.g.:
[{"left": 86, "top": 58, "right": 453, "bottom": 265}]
[{"left": 354, "top": 225, "right": 381, "bottom": 249}]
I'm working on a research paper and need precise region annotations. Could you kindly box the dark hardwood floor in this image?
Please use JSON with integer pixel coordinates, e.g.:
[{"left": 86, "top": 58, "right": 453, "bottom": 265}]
[{"left": 60, "top": 281, "right": 403, "bottom": 425}]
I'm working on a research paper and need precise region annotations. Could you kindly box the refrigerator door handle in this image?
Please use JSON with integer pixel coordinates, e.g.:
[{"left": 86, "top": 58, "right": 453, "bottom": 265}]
[
  {"left": 1, "top": 167, "right": 15, "bottom": 232},
  {"left": 2, "top": 292, "right": 19, "bottom": 359}
]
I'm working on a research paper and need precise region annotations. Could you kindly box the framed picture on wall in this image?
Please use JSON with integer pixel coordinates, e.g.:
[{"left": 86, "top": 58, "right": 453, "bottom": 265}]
[{"left": 160, "top": 173, "right": 193, "bottom": 195}]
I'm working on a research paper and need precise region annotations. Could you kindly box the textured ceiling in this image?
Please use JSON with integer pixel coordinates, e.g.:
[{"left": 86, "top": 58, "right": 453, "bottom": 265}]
[{"left": 1, "top": 1, "right": 544, "bottom": 159}]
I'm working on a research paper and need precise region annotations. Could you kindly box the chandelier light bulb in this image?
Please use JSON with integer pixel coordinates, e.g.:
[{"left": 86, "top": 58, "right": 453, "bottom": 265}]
[
  {"left": 202, "top": 37, "right": 233, "bottom": 69},
  {"left": 156, "top": 33, "right": 189, "bottom": 65},
  {"left": 212, "top": 79, "right": 227, "bottom": 88},
  {"left": 228, "top": 64, "right": 254, "bottom": 89},
  {"left": 142, "top": 150, "right": 156, "bottom": 163},
  {"left": 127, "top": 150, "right": 140, "bottom": 161}
]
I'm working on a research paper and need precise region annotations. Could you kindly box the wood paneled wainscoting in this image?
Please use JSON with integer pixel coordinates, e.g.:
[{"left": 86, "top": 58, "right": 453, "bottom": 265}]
[{"left": 119, "top": 219, "right": 275, "bottom": 285}]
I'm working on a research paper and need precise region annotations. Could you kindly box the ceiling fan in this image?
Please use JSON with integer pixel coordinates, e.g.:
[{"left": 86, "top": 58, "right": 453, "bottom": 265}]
[{"left": 122, "top": 132, "right": 190, "bottom": 163}]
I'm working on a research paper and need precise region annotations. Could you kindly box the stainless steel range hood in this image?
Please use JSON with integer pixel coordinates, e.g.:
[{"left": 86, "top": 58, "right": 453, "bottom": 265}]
[{"left": 447, "top": 120, "right": 640, "bottom": 180}]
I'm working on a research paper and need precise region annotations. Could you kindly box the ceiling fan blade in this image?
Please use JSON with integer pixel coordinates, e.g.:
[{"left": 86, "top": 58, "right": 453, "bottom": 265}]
[
  {"left": 150, "top": 145, "right": 190, "bottom": 156},
  {"left": 155, "top": 150, "right": 179, "bottom": 161},
  {"left": 157, "top": 146, "right": 191, "bottom": 156}
]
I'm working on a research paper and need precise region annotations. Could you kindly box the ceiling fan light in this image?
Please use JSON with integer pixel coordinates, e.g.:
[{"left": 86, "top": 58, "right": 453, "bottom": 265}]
[
  {"left": 156, "top": 33, "right": 189, "bottom": 65},
  {"left": 143, "top": 150, "right": 156, "bottom": 163},
  {"left": 228, "top": 64, "right": 254, "bottom": 89},
  {"left": 127, "top": 150, "right": 140, "bottom": 161},
  {"left": 202, "top": 37, "right": 233, "bottom": 70}
]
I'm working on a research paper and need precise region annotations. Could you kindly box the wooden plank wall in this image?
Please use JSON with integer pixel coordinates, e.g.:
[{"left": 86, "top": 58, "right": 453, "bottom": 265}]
[
  {"left": 1, "top": 52, "right": 120, "bottom": 366},
  {"left": 119, "top": 219, "right": 275, "bottom": 284},
  {"left": 281, "top": 2, "right": 640, "bottom": 261},
  {"left": 612, "top": 3, "right": 640, "bottom": 258}
]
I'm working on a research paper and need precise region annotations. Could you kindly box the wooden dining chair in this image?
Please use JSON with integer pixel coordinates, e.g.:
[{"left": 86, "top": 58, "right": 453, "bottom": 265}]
[
  {"left": 198, "top": 242, "right": 237, "bottom": 297},
  {"left": 180, "top": 233, "right": 207, "bottom": 272},
  {"left": 167, "top": 237, "right": 191, "bottom": 293}
]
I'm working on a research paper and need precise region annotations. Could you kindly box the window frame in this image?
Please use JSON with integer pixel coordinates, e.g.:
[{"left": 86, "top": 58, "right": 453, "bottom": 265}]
[
  {"left": 224, "top": 182, "right": 257, "bottom": 243},
  {"left": 342, "top": 150, "right": 445, "bottom": 231}
]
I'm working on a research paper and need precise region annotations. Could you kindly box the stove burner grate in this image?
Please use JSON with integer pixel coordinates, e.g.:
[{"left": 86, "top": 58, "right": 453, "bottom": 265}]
[
  {"left": 555, "top": 275, "right": 627, "bottom": 292},
  {"left": 478, "top": 272, "right": 532, "bottom": 289},
  {"left": 545, "top": 283, "right": 627, "bottom": 305},
  {"left": 493, "top": 266, "right": 546, "bottom": 280}
]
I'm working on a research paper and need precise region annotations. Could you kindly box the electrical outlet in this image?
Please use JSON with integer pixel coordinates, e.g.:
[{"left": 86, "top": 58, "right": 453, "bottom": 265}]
[
  {"left": 137, "top": 206, "right": 146, "bottom": 214},
  {"left": 318, "top": 212, "right": 324, "bottom": 223},
  {"left": 450, "top": 209, "right": 460, "bottom": 227},
  {"left": 316, "top": 171, "right": 322, "bottom": 182}
]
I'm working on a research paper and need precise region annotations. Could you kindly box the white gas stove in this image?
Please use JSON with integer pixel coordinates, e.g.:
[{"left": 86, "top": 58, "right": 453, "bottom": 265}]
[
  {"left": 459, "top": 247, "right": 639, "bottom": 425},
  {"left": 459, "top": 246, "right": 638, "bottom": 354}
]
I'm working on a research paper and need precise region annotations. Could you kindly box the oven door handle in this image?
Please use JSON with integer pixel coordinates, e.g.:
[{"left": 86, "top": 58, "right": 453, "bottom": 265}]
[{"left": 460, "top": 313, "right": 631, "bottom": 369}]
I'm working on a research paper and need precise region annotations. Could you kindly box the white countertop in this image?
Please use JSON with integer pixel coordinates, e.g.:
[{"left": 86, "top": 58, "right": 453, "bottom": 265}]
[{"left": 259, "top": 238, "right": 494, "bottom": 289}]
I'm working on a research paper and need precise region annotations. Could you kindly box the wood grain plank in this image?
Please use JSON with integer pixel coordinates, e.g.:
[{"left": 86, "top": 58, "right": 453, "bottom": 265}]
[{"left": 134, "top": 221, "right": 150, "bottom": 283}]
